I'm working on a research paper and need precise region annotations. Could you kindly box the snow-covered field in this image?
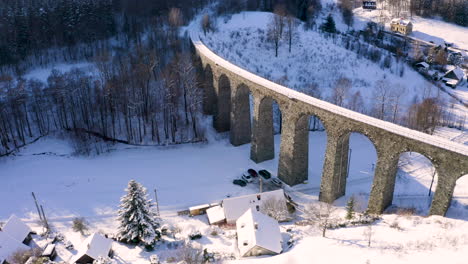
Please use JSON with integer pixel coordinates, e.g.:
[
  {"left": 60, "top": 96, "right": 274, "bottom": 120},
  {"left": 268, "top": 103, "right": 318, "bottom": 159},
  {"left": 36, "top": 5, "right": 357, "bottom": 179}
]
[{"left": 1, "top": 124, "right": 467, "bottom": 263}]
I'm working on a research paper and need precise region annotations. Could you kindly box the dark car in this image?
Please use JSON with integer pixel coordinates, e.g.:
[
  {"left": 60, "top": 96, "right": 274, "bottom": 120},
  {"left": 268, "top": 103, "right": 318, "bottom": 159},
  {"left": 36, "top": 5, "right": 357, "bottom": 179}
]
[
  {"left": 247, "top": 169, "right": 258, "bottom": 177},
  {"left": 259, "top": 169, "right": 271, "bottom": 180},
  {"left": 233, "top": 179, "right": 247, "bottom": 187}
]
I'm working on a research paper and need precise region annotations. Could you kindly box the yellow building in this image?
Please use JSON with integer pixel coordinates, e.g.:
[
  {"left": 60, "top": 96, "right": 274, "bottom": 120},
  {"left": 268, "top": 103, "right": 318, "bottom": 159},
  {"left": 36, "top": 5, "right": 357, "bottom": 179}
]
[{"left": 390, "top": 19, "right": 413, "bottom": 35}]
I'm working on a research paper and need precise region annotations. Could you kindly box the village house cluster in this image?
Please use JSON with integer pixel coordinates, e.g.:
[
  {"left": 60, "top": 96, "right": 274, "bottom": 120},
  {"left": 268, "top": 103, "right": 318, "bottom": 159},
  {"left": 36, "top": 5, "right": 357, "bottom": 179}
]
[
  {"left": 189, "top": 189, "right": 288, "bottom": 257},
  {"left": 0, "top": 215, "right": 112, "bottom": 264}
]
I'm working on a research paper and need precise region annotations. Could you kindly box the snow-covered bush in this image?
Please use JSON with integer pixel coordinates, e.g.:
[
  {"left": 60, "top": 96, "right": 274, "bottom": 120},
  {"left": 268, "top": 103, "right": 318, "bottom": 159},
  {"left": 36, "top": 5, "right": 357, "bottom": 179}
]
[
  {"left": 261, "top": 197, "right": 292, "bottom": 222},
  {"left": 93, "top": 256, "right": 116, "bottom": 264},
  {"left": 117, "top": 180, "right": 161, "bottom": 246}
]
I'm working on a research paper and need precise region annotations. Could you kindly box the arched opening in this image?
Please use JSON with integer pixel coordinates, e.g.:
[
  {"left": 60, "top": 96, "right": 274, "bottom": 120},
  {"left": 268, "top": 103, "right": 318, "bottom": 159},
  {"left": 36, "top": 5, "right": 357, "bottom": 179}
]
[
  {"left": 445, "top": 174, "right": 468, "bottom": 219},
  {"left": 214, "top": 74, "right": 231, "bottom": 132},
  {"left": 203, "top": 64, "right": 215, "bottom": 115},
  {"left": 230, "top": 83, "right": 251, "bottom": 146},
  {"left": 341, "top": 132, "right": 378, "bottom": 211},
  {"left": 391, "top": 152, "right": 438, "bottom": 215}
]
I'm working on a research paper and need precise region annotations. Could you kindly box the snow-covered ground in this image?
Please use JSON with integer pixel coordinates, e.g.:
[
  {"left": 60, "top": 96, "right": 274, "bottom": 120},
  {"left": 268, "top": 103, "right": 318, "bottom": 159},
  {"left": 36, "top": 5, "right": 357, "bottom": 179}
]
[
  {"left": 22, "top": 62, "right": 96, "bottom": 83},
  {"left": 1, "top": 124, "right": 467, "bottom": 263}
]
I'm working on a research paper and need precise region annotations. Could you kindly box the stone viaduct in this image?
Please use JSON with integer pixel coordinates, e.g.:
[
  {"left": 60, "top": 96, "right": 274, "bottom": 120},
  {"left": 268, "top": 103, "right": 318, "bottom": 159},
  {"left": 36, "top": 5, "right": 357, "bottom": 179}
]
[{"left": 190, "top": 31, "right": 468, "bottom": 216}]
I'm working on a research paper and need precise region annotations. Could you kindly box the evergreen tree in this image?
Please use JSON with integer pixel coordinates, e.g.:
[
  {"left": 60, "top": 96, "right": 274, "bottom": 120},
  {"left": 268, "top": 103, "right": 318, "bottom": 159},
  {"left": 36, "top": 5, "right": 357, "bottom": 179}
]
[
  {"left": 345, "top": 196, "right": 355, "bottom": 220},
  {"left": 321, "top": 14, "right": 336, "bottom": 33},
  {"left": 117, "top": 180, "right": 160, "bottom": 246}
]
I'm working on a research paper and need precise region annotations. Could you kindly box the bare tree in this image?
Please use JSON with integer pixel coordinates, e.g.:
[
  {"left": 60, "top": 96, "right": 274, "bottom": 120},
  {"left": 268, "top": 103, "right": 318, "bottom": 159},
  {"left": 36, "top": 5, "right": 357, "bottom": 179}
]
[
  {"left": 363, "top": 224, "right": 374, "bottom": 247},
  {"left": 179, "top": 242, "right": 203, "bottom": 264},
  {"left": 201, "top": 14, "right": 212, "bottom": 36},
  {"left": 72, "top": 217, "right": 89, "bottom": 235},
  {"left": 372, "top": 80, "right": 391, "bottom": 120},
  {"left": 347, "top": 90, "right": 365, "bottom": 113},
  {"left": 331, "top": 77, "right": 351, "bottom": 107},
  {"left": 304, "top": 202, "right": 338, "bottom": 237},
  {"left": 267, "top": 13, "right": 283, "bottom": 57},
  {"left": 285, "top": 14, "right": 299, "bottom": 53}
]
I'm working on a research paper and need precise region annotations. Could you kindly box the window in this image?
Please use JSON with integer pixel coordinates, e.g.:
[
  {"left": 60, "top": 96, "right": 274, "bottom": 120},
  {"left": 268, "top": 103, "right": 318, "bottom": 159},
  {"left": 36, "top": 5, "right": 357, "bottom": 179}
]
[
  {"left": 254, "top": 223, "right": 258, "bottom": 230},
  {"left": 243, "top": 241, "right": 248, "bottom": 246},
  {"left": 256, "top": 205, "right": 260, "bottom": 211},
  {"left": 257, "top": 195, "right": 261, "bottom": 201},
  {"left": 241, "top": 223, "right": 245, "bottom": 228}
]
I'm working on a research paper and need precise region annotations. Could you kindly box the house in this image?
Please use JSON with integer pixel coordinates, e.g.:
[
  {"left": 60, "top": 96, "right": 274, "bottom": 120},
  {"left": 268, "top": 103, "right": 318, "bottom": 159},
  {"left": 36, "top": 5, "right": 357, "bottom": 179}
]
[
  {"left": 415, "top": 62, "right": 429, "bottom": 71},
  {"left": 236, "top": 209, "right": 282, "bottom": 257},
  {"left": 0, "top": 232, "right": 30, "bottom": 264},
  {"left": 71, "top": 233, "right": 113, "bottom": 264},
  {"left": 206, "top": 205, "right": 226, "bottom": 225},
  {"left": 442, "top": 67, "right": 464, "bottom": 88},
  {"left": 390, "top": 18, "right": 413, "bottom": 35},
  {"left": 362, "top": 1, "right": 376, "bottom": 10},
  {"left": 222, "top": 189, "right": 286, "bottom": 224},
  {"left": 1, "top": 215, "right": 33, "bottom": 245}
]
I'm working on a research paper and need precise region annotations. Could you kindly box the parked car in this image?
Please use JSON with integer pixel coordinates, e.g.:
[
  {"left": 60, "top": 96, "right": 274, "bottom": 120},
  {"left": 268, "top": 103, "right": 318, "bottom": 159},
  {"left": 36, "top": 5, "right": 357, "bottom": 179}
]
[
  {"left": 242, "top": 173, "right": 253, "bottom": 183},
  {"left": 271, "top": 177, "right": 282, "bottom": 187},
  {"left": 259, "top": 169, "right": 271, "bottom": 180},
  {"left": 247, "top": 168, "right": 258, "bottom": 177},
  {"left": 233, "top": 179, "right": 247, "bottom": 187}
]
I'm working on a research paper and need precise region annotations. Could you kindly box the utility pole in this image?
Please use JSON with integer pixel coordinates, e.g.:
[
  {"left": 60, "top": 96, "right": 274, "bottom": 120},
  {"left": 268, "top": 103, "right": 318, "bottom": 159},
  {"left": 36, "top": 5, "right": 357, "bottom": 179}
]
[
  {"left": 40, "top": 205, "right": 50, "bottom": 233},
  {"left": 259, "top": 177, "right": 263, "bottom": 193},
  {"left": 31, "top": 192, "right": 43, "bottom": 222},
  {"left": 347, "top": 148, "right": 352, "bottom": 178},
  {"left": 154, "top": 189, "right": 160, "bottom": 217},
  {"left": 428, "top": 168, "right": 437, "bottom": 197}
]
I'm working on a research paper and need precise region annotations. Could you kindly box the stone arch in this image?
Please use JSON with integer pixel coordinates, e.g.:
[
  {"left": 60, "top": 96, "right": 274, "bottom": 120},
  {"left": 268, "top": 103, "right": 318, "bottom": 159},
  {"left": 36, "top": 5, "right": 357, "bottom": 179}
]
[
  {"left": 203, "top": 64, "right": 215, "bottom": 115},
  {"left": 213, "top": 74, "right": 231, "bottom": 132},
  {"left": 319, "top": 128, "right": 378, "bottom": 205},
  {"left": 390, "top": 151, "right": 439, "bottom": 215},
  {"left": 343, "top": 132, "right": 379, "bottom": 210},
  {"left": 230, "top": 83, "right": 252, "bottom": 146}
]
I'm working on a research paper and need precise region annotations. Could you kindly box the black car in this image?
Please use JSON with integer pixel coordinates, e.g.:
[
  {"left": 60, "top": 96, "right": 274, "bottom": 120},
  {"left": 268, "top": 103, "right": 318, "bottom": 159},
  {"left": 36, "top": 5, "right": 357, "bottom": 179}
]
[
  {"left": 233, "top": 179, "right": 247, "bottom": 187},
  {"left": 259, "top": 169, "right": 271, "bottom": 180},
  {"left": 247, "top": 169, "right": 258, "bottom": 177}
]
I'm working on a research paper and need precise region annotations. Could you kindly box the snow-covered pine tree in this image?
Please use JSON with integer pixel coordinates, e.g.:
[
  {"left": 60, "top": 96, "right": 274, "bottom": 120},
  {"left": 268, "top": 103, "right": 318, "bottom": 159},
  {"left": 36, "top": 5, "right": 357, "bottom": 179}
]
[
  {"left": 345, "top": 196, "right": 355, "bottom": 220},
  {"left": 117, "top": 180, "right": 160, "bottom": 246}
]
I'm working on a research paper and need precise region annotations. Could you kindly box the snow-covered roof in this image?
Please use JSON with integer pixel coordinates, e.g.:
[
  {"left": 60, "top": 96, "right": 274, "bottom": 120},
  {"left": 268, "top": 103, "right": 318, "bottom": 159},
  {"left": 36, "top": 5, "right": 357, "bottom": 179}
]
[
  {"left": 71, "top": 233, "right": 112, "bottom": 263},
  {"left": 222, "top": 189, "right": 285, "bottom": 224},
  {"left": 189, "top": 204, "right": 210, "bottom": 211},
  {"left": 206, "top": 205, "right": 226, "bottom": 224},
  {"left": 1, "top": 215, "right": 31, "bottom": 243},
  {"left": 416, "top": 62, "right": 429, "bottom": 68},
  {"left": 236, "top": 208, "right": 282, "bottom": 257},
  {"left": 444, "top": 67, "right": 465, "bottom": 80},
  {"left": 391, "top": 18, "right": 411, "bottom": 26},
  {"left": 189, "top": 27, "right": 468, "bottom": 157},
  {"left": 0, "top": 231, "right": 30, "bottom": 263}
]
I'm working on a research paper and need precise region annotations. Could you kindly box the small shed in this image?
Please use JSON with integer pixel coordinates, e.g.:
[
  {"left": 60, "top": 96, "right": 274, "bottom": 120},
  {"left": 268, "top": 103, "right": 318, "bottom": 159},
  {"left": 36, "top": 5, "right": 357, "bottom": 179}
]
[
  {"left": 442, "top": 67, "right": 464, "bottom": 88},
  {"left": 415, "top": 62, "right": 429, "bottom": 70},
  {"left": 189, "top": 204, "right": 211, "bottom": 216},
  {"left": 0, "top": 232, "right": 30, "bottom": 264},
  {"left": 41, "top": 244, "right": 56, "bottom": 260},
  {"left": 206, "top": 205, "right": 226, "bottom": 225},
  {"left": 236, "top": 209, "right": 282, "bottom": 257},
  {"left": 71, "top": 233, "right": 113, "bottom": 264},
  {"left": 222, "top": 189, "right": 286, "bottom": 224},
  {"left": 1, "top": 215, "right": 32, "bottom": 245}
]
